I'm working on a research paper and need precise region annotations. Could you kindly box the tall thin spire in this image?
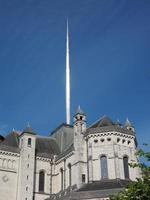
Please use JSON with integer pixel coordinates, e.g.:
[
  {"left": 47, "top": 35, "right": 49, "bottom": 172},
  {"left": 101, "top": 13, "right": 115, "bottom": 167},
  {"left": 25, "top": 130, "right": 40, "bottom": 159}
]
[{"left": 66, "top": 19, "right": 71, "bottom": 124}]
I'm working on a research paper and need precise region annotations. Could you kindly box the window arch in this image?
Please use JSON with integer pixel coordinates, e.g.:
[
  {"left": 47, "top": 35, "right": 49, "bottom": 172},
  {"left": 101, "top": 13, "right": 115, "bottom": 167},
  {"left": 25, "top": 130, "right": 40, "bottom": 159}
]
[
  {"left": 68, "top": 163, "right": 72, "bottom": 186},
  {"left": 100, "top": 155, "right": 108, "bottom": 179},
  {"left": 60, "top": 168, "right": 63, "bottom": 190},
  {"left": 123, "top": 156, "right": 129, "bottom": 179},
  {"left": 28, "top": 138, "right": 31, "bottom": 146},
  {"left": 39, "top": 171, "right": 45, "bottom": 192}
]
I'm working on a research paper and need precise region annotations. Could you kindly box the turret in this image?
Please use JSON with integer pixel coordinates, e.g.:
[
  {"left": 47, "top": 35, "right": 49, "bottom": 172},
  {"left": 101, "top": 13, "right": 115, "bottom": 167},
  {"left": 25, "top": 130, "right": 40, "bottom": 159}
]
[
  {"left": 73, "top": 105, "right": 86, "bottom": 133},
  {"left": 73, "top": 106, "right": 87, "bottom": 188},
  {"left": 124, "top": 118, "right": 135, "bottom": 132},
  {"left": 17, "top": 124, "right": 36, "bottom": 200}
]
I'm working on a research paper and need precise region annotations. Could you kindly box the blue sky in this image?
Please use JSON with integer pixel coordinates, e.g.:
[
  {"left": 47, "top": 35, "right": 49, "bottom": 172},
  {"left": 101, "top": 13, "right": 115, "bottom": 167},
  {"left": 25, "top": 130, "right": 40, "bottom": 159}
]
[{"left": 0, "top": 0, "right": 149, "bottom": 147}]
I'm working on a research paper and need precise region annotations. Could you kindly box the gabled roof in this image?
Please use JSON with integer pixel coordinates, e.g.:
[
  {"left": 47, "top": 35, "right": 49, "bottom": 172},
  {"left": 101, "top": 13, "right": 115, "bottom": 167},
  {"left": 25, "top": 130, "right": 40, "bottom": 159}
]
[
  {"left": 56, "top": 143, "right": 74, "bottom": 161},
  {"left": 50, "top": 123, "right": 74, "bottom": 153},
  {"left": 50, "top": 123, "right": 73, "bottom": 136}
]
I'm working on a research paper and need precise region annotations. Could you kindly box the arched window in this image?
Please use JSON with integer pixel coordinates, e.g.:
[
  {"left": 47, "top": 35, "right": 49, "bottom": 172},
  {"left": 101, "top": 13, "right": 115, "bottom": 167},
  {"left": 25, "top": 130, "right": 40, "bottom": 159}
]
[
  {"left": 60, "top": 168, "right": 63, "bottom": 190},
  {"left": 100, "top": 155, "right": 108, "bottom": 179},
  {"left": 68, "top": 164, "right": 72, "bottom": 186},
  {"left": 123, "top": 156, "right": 129, "bottom": 179},
  {"left": 28, "top": 138, "right": 31, "bottom": 146},
  {"left": 39, "top": 171, "right": 45, "bottom": 192}
]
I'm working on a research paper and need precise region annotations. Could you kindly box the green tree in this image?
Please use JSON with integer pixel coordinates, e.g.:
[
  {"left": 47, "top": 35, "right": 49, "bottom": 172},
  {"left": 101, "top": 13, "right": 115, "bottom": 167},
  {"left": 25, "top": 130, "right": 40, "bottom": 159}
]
[{"left": 110, "top": 146, "right": 150, "bottom": 200}]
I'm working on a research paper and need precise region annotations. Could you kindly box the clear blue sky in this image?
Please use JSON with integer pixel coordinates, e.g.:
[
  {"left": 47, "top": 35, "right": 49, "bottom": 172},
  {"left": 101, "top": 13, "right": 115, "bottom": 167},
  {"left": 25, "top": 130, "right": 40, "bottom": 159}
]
[{"left": 0, "top": 0, "right": 149, "bottom": 146}]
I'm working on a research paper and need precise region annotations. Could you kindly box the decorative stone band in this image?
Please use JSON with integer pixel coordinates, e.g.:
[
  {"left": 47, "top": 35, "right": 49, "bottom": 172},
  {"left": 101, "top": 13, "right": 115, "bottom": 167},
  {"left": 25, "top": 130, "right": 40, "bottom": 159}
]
[
  {"left": 36, "top": 156, "right": 52, "bottom": 162},
  {"left": 0, "top": 150, "right": 19, "bottom": 157},
  {"left": 85, "top": 131, "right": 135, "bottom": 140}
]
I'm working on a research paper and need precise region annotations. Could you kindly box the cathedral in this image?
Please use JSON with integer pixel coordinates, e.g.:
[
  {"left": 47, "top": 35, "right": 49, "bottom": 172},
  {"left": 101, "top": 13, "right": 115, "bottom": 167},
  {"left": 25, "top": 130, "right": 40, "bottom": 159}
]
[
  {"left": 0, "top": 107, "right": 140, "bottom": 200},
  {"left": 0, "top": 23, "right": 140, "bottom": 200}
]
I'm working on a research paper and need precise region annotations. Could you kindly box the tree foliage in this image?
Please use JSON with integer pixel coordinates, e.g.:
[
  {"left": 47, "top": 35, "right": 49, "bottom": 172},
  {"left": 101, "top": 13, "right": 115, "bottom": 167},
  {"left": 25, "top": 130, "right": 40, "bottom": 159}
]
[{"left": 110, "top": 146, "right": 150, "bottom": 200}]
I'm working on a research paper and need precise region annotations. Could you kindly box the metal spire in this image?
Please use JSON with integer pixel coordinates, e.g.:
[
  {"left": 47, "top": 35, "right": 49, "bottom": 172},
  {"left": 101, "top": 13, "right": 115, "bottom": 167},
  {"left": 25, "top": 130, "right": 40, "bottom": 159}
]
[{"left": 66, "top": 19, "right": 71, "bottom": 124}]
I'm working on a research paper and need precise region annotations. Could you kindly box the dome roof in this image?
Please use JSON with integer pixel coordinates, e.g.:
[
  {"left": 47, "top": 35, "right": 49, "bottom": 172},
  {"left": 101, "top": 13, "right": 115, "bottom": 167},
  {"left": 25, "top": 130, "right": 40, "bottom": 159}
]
[{"left": 90, "top": 116, "right": 114, "bottom": 128}]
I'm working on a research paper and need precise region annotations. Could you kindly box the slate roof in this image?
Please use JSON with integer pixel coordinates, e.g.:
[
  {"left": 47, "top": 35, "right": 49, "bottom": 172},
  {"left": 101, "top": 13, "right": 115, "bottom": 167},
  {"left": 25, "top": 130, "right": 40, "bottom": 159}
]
[
  {"left": 86, "top": 116, "right": 135, "bottom": 136},
  {"left": 86, "top": 126, "right": 135, "bottom": 136},
  {"left": 36, "top": 136, "right": 60, "bottom": 158},
  {"left": 55, "top": 143, "right": 74, "bottom": 161},
  {"left": 0, "top": 131, "right": 20, "bottom": 153},
  {"left": 78, "top": 179, "right": 131, "bottom": 191},
  {"left": 0, "top": 135, "right": 4, "bottom": 142},
  {"left": 45, "top": 179, "right": 132, "bottom": 200},
  {"left": 90, "top": 116, "right": 114, "bottom": 128},
  {"left": 51, "top": 123, "right": 74, "bottom": 153},
  {"left": 0, "top": 131, "right": 61, "bottom": 158}
]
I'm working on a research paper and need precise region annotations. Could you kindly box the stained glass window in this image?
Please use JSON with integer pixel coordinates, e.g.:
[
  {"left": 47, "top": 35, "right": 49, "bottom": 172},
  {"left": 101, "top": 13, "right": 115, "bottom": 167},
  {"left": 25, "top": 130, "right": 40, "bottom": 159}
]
[
  {"left": 60, "top": 168, "right": 63, "bottom": 190},
  {"left": 39, "top": 171, "right": 45, "bottom": 192},
  {"left": 100, "top": 155, "right": 108, "bottom": 179},
  {"left": 68, "top": 164, "right": 71, "bottom": 186},
  {"left": 123, "top": 156, "right": 129, "bottom": 179}
]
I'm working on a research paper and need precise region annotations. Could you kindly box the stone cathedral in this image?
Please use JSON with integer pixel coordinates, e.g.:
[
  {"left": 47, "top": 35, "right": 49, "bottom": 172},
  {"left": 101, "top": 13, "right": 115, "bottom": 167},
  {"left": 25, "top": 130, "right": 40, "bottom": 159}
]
[{"left": 0, "top": 106, "right": 140, "bottom": 200}]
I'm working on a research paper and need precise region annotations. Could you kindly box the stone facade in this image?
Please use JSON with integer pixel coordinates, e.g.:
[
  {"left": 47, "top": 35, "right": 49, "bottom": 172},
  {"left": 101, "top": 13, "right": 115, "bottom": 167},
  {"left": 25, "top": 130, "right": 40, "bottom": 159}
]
[{"left": 0, "top": 108, "right": 140, "bottom": 200}]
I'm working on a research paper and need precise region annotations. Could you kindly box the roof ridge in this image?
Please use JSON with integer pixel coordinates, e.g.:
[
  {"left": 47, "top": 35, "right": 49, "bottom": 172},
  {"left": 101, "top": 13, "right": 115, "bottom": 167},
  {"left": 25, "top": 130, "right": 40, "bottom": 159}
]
[
  {"left": 50, "top": 123, "right": 73, "bottom": 135},
  {"left": 37, "top": 135, "right": 56, "bottom": 140},
  {"left": 88, "top": 116, "right": 104, "bottom": 128}
]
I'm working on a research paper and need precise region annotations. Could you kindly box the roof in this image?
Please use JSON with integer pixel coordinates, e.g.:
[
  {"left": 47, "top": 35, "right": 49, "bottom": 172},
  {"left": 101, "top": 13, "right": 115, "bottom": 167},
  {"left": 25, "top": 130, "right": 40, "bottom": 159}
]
[
  {"left": 75, "top": 105, "right": 85, "bottom": 115},
  {"left": 0, "top": 135, "right": 4, "bottom": 142},
  {"left": 90, "top": 116, "right": 114, "bottom": 128},
  {"left": 86, "top": 126, "right": 135, "bottom": 136},
  {"left": 50, "top": 123, "right": 73, "bottom": 135},
  {"left": 56, "top": 143, "right": 74, "bottom": 161},
  {"left": 51, "top": 123, "right": 74, "bottom": 153},
  {"left": 125, "top": 118, "right": 133, "bottom": 127},
  {"left": 0, "top": 131, "right": 20, "bottom": 153},
  {"left": 86, "top": 116, "right": 135, "bottom": 136},
  {"left": 45, "top": 179, "right": 132, "bottom": 200},
  {"left": 78, "top": 179, "right": 131, "bottom": 191},
  {"left": 21, "top": 126, "right": 36, "bottom": 135},
  {"left": 36, "top": 136, "right": 60, "bottom": 158},
  {"left": 0, "top": 131, "right": 61, "bottom": 157}
]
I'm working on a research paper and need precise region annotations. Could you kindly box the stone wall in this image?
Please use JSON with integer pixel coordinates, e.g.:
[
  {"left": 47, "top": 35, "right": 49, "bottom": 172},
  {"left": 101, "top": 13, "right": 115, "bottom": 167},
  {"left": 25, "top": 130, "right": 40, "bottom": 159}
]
[{"left": 0, "top": 151, "right": 19, "bottom": 200}]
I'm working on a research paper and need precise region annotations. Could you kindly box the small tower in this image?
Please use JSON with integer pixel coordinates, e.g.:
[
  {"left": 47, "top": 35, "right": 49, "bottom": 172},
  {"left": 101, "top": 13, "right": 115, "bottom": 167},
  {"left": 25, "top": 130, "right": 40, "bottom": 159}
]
[
  {"left": 124, "top": 118, "right": 135, "bottom": 132},
  {"left": 73, "top": 105, "right": 86, "bottom": 134},
  {"left": 17, "top": 124, "right": 36, "bottom": 200},
  {"left": 73, "top": 106, "right": 87, "bottom": 188}
]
